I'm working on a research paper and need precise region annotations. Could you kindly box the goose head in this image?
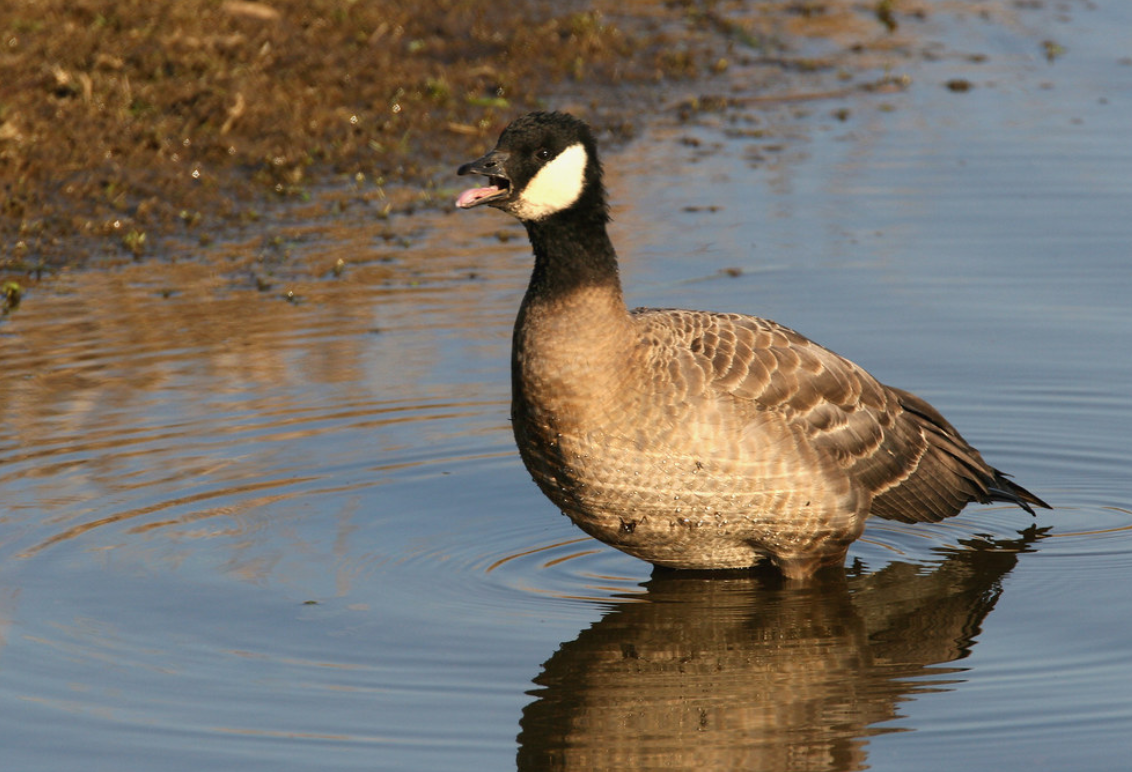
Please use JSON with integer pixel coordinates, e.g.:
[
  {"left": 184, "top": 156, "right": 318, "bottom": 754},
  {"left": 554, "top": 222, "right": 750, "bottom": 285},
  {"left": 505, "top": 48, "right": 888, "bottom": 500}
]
[{"left": 456, "top": 112, "right": 606, "bottom": 222}]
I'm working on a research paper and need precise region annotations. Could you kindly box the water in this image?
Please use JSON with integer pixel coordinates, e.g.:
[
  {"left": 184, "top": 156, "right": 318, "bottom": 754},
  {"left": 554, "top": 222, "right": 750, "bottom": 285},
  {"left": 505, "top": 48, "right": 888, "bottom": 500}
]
[{"left": 2, "top": 2, "right": 1131, "bottom": 770}]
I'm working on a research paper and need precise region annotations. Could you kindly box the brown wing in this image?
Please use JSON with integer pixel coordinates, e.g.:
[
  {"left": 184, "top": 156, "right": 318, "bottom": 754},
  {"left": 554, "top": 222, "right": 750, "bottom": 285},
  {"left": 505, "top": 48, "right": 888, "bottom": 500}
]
[
  {"left": 865, "top": 385, "right": 1049, "bottom": 521},
  {"left": 632, "top": 309, "right": 1047, "bottom": 523}
]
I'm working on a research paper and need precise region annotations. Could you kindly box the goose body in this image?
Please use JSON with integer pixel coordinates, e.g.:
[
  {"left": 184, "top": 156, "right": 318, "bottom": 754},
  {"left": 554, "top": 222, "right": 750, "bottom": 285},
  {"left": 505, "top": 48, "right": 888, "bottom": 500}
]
[{"left": 456, "top": 111, "right": 1049, "bottom": 579}]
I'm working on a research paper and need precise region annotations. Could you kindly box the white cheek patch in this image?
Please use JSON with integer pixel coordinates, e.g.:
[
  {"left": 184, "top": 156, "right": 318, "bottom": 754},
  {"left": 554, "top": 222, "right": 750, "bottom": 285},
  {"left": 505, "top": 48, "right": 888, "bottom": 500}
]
[{"left": 513, "top": 143, "right": 588, "bottom": 220}]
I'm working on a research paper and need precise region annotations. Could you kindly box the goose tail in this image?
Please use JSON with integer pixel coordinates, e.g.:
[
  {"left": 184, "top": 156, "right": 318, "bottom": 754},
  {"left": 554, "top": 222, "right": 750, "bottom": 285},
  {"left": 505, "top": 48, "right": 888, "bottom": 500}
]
[{"left": 986, "top": 472, "right": 1051, "bottom": 515}]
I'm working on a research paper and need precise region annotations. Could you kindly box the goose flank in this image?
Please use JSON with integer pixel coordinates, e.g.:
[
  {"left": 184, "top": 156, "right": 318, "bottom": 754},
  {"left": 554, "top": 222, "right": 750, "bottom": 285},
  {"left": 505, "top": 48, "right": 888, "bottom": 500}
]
[{"left": 455, "top": 111, "right": 1050, "bottom": 580}]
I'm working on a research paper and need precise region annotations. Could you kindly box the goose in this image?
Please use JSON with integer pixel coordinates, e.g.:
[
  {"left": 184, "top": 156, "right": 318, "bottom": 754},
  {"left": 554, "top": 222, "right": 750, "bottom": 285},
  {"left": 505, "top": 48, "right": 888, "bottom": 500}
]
[{"left": 455, "top": 111, "right": 1049, "bottom": 579}]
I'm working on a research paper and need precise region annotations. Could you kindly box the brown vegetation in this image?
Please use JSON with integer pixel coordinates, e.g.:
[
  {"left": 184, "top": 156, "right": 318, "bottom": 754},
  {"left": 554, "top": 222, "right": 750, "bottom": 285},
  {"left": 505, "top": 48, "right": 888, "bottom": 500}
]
[
  {"left": 0, "top": 0, "right": 981, "bottom": 271},
  {"left": 0, "top": 0, "right": 729, "bottom": 267}
]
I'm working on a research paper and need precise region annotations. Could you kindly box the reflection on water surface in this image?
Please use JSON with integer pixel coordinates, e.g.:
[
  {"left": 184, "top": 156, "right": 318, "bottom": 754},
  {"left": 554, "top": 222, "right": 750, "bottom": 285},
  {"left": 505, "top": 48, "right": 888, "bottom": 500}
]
[{"left": 521, "top": 529, "right": 1044, "bottom": 770}]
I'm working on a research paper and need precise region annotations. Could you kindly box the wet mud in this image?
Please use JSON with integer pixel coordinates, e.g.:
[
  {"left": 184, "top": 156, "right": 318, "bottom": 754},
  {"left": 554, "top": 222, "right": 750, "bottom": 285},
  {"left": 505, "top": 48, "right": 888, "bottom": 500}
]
[{"left": 1, "top": 0, "right": 1045, "bottom": 276}]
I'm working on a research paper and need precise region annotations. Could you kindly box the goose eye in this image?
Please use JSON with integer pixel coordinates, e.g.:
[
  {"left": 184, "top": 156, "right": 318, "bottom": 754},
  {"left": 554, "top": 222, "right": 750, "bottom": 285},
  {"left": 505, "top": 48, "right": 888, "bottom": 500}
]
[{"left": 536, "top": 148, "right": 551, "bottom": 161}]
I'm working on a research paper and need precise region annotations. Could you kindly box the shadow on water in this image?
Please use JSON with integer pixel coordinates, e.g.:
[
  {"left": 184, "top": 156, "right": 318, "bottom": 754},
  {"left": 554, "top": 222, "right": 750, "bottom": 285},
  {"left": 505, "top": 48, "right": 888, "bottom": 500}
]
[{"left": 519, "top": 527, "right": 1047, "bottom": 771}]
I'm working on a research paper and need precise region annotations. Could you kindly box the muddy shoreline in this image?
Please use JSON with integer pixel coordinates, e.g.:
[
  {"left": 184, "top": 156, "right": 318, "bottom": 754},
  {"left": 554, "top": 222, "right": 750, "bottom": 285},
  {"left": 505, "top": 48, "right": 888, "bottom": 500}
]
[{"left": 1, "top": 0, "right": 1040, "bottom": 285}]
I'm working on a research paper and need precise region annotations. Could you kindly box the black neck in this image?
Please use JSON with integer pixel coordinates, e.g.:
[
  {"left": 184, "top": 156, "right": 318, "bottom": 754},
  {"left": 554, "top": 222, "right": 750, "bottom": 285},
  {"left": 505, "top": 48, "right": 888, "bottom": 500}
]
[{"left": 523, "top": 206, "right": 622, "bottom": 301}]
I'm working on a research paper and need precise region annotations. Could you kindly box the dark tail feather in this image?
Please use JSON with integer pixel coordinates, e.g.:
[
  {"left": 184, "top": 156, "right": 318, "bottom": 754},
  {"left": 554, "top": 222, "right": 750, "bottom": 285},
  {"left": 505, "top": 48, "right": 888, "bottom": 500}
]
[{"left": 986, "top": 472, "right": 1052, "bottom": 516}]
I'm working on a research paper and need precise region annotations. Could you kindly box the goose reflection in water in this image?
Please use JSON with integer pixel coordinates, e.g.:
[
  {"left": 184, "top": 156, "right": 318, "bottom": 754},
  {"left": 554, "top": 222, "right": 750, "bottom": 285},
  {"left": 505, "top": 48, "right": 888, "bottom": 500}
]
[{"left": 518, "top": 527, "right": 1047, "bottom": 771}]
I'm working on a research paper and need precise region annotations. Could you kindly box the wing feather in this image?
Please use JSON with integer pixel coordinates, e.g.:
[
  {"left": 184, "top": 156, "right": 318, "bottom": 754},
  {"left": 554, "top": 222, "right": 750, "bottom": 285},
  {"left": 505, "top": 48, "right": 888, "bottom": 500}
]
[{"left": 630, "top": 308, "right": 1043, "bottom": 523}]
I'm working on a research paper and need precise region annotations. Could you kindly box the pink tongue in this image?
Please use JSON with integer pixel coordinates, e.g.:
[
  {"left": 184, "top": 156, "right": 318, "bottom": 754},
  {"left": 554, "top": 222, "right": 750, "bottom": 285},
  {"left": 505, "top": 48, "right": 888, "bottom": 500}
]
[{"left": 456, "top": 185, "right": 502, "bottom": 209}]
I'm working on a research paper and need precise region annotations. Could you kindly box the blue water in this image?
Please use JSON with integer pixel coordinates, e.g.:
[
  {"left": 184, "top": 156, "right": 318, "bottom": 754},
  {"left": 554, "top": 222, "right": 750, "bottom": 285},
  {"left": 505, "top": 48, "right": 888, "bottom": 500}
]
[{"left": 1, "top": 2, "right": 1130, "bottom": 770}]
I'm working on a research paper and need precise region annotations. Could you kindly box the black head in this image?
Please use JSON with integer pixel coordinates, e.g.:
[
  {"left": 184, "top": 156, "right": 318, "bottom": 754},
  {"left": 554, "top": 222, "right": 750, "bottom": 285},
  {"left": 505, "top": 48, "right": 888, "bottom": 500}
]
[{"left": 455, "top": 112, "right": 607, "bottom": 222}]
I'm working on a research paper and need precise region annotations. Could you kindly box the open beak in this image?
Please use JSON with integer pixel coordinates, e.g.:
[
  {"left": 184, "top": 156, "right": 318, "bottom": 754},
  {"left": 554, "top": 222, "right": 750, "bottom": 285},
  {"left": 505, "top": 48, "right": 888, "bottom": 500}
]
[{"left": 455, "top": 150, "right": 512, "bottom": 209}]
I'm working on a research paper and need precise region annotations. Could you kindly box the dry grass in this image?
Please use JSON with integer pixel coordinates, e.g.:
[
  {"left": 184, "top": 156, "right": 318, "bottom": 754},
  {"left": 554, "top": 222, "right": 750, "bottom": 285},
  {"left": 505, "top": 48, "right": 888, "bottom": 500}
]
[
  {"left": 0, "top": 0, "right": 954, "bottom": 268},
  {"left": 1, "top": 0, "right": 690, "bottom": 265}
]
